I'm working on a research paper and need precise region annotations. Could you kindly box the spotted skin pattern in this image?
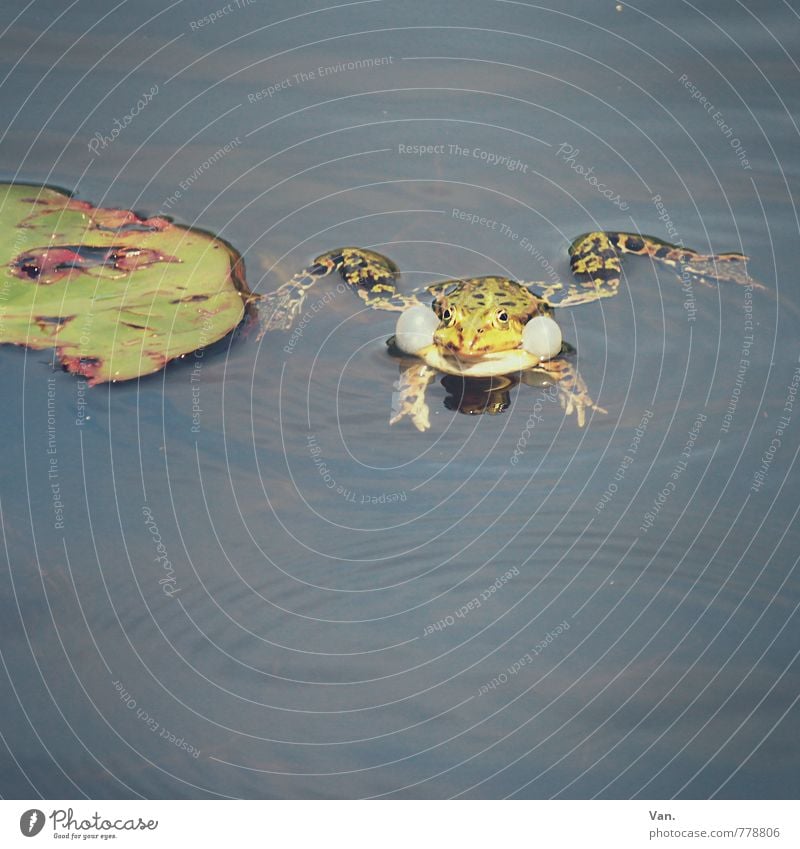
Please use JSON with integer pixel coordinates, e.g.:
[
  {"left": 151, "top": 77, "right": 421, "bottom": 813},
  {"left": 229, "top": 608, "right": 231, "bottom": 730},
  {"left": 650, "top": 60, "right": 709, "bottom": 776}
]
[
  {"left": 257, "top": 233, "right": 757, "bottom": 430},
  {"left": 536, "top": 231, "right": 753, "bottom": 307},
  {"left": 431, "top": 277, "right": 550, "bottom": 359}
]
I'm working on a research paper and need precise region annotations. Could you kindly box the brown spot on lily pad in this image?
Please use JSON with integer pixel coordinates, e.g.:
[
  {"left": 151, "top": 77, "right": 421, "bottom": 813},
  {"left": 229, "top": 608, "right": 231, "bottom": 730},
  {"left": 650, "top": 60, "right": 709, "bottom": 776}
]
[
  {"left": 12, "top": 244, "right": 179, "bottom": 284},
  {"left": 90, "top": 207, "right": 171, "bottom": 233},
  {"left": 59, "top": 354, "right": 103, "bottom": 383},
  {"left": 35, "top": 315, "right": 75, "bottom": 334},
  {"left": 168, "top": 294, "right": 208, "bottom": 304}
]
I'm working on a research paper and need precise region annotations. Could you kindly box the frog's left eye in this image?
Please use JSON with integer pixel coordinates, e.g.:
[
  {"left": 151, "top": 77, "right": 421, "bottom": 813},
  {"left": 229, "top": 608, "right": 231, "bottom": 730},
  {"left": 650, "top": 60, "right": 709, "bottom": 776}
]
[
  {"left": 497, "top": 309, "right": 509, "bottom": 323},
  {"left": 441, "top": 308, "right": 452, "bottom": 322}
]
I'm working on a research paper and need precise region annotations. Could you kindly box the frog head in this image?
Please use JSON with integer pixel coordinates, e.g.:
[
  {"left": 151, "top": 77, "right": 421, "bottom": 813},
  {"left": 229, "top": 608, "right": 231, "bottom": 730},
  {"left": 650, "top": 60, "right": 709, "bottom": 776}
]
[{"left": 432, "top": 277, "right": 544, "bottom": 359}]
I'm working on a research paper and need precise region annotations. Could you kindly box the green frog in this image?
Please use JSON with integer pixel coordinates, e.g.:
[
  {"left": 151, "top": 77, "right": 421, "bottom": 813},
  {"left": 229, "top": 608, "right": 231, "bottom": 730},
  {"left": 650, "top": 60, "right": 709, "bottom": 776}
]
[{"left": 256, "top": 232, "right": 755, "bottom": 430}]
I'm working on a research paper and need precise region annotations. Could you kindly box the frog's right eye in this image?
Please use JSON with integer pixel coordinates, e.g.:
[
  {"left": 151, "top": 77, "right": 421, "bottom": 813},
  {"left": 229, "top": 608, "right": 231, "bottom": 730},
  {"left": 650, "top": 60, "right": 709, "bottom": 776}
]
[{"left": 441, "top": 308, "right": 452, "bottom": 322}]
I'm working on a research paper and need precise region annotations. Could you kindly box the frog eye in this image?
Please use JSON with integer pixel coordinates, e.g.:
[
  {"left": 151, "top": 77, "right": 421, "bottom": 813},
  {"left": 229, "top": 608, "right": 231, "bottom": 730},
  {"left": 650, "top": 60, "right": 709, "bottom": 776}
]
[
  {"left": 497, "top": 309, "right": 509, "bottom": 323},
  {"left": 441, "top": 308, "right": 452, "bottom": 322}
]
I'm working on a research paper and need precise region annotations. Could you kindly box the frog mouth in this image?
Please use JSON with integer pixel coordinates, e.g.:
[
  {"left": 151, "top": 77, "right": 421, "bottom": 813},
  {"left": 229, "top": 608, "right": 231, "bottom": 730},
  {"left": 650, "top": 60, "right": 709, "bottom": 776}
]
[
  {"left": 443, "top": 349, "right": 493, "bottom": 362},
  {"left": 444, "top": 349, "right": 511, "bottom": 363},
  {"left": 439, "top": 340, "right": 517, "bottom": 361},
  {"left": 419, "top": 344, "right": 539, "bottom": 378}
]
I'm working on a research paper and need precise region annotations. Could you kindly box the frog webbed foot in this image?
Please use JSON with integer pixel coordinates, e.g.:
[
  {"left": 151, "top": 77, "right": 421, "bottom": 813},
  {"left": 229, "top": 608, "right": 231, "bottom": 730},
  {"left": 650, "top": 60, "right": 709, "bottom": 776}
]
[
  {"left": 255, "top": 259, "right": 334, "bottom": 338},
  {"left": 678, "top": 253, "right": 764, "bottom": 290},
  {"left": 390, "top": 362, "right": 437, "bottom": 431},
  {"left": 538, "top": 358, "right": 606, "bottom": 428}
]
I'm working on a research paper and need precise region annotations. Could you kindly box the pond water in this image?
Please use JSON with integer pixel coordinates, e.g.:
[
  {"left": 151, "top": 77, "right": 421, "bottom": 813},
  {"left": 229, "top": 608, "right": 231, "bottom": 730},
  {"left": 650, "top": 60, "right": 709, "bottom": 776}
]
[{"left": 1, "top": 0, "right": 798, "bottom": 799}]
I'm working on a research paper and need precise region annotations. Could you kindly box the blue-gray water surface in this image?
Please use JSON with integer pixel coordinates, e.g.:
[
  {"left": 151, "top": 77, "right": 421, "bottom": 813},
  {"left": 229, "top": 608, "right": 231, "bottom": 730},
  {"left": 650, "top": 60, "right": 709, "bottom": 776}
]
[{"left": 1, "top": 0, "right": 798, "bottom": 799}]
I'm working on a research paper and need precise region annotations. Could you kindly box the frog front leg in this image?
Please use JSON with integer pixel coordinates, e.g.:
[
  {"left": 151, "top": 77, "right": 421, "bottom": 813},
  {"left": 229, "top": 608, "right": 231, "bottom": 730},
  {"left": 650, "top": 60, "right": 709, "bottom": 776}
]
[
  {"left": 536, "top": 358, "right": 606, "bottom": 427},
  {"left": 390, "top": 361, "right": 437, "bottom": 431}
]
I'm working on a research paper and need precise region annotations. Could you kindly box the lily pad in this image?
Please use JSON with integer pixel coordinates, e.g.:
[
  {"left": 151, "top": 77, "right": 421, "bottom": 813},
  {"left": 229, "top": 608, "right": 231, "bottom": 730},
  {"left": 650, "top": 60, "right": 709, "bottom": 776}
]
[{"left": 0, "top": 183, "right": 250, "bottom": 384}]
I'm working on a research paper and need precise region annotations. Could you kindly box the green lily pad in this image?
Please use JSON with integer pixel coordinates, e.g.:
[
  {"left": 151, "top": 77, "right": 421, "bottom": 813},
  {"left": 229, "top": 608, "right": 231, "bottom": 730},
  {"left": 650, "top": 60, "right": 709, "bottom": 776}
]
[{"left": 0, "top": 183, "right": 250, "bottom": 384}]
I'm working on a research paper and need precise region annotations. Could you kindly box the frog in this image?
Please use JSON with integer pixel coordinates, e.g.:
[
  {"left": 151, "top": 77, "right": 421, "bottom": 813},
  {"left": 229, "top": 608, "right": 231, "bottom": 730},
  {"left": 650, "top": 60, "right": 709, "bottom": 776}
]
[{"left": 256, "top": 232, "right": 756, "bottom": 431}]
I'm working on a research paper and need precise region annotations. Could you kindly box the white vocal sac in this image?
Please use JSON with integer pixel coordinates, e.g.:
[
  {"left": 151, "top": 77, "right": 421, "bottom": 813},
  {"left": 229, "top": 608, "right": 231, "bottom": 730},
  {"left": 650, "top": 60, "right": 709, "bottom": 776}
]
[
  {"left": 522, "top": 315, "right": 563, "bottom": 360},
  {"left": 394, "top": 305, "right": 439, "bottom": 354}
]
